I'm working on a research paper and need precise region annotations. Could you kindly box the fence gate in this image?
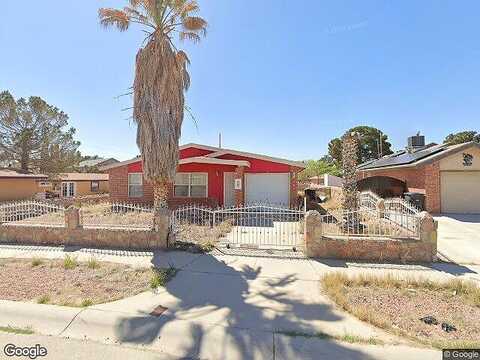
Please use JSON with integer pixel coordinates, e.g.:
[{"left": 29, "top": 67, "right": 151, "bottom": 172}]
[{"left": 215, "top": 205, "right": 305, "bottom": 250}]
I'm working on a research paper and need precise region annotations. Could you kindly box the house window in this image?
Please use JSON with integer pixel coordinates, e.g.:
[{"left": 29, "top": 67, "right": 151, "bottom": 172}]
[
  {"left": 61, "top": 182, "right": 75, "bottom": 198},
  {"left": 174, "top": 173, "right": 207, "bottom": 197},
  {"left": 91, "top": 181, "right": 100, "bottom": 192},
  {"left": 128, "top": 173, "right": 143, "bottom": 197}
]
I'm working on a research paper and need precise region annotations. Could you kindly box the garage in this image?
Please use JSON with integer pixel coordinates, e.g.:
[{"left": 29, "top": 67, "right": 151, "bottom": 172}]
[
  {"left": 245, "top": 173, "right": 290, "bottom": 206},
  {"left": 441, "top": 171, "right": 480, "bottom": 214}
]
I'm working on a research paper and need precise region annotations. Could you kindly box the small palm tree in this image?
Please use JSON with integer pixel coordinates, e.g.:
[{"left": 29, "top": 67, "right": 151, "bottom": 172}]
[{"left": 99, "top": 0, "right": 207, "bottom": 217}]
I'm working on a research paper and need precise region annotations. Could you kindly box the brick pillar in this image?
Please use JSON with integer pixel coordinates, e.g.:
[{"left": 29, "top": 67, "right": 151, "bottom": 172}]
[
  {"left": 234, "top": 166, "right": 245, "bottom": 207},
  {"left": 65, "top": 206, "right": 82, "bottom": 230},
  {"left": 424, "top": 163, "right": 440, "bottom": 213},
  {"left": 290, "top": 172, "right": 298, "bottom": 208},
  {"left": 304, "top": 210, "right": 323, "bottom": 257},
  {"left": 418, "top": 211, "right": 438, "bottom": 262}
]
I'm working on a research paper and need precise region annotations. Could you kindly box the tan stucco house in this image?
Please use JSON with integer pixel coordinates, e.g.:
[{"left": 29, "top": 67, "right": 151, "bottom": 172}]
[
  {"left": 50, "top": 173, "right": 109, "bottom": 198},
  {"left": 0, "top": 169, "right": 48, "bottom": 202}
]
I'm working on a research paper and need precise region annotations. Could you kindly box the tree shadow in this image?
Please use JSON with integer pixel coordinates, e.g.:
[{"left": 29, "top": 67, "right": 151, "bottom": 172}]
[{"left": 115, "top": 252, "right": 377, "bottom": 359}]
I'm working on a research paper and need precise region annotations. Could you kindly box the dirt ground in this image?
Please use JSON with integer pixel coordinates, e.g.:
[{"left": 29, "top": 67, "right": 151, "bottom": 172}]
[
  {"left": 0, "top": 258, "right": 154, "bottom": 307},
  {"left": 322, "top": 273, "right": 480, "bottom": 348}
]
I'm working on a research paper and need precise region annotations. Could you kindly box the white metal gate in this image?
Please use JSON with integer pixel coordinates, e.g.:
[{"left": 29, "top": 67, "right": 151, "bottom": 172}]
[{"left": 171, "top": 204, "right": 305, "bottom": 250}]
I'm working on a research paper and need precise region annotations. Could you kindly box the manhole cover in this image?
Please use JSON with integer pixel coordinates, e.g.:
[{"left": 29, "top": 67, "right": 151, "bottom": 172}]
[{"left": 150, "top": 305, "right": 168, "bottom": 317}]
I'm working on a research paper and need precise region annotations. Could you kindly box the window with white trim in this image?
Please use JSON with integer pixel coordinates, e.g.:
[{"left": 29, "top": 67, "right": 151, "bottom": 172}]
[
  {"left": 128, "top": 173, "right": 143, "bottom": 197},
  {"left": 174, "top": 173, "right": 207, "bottom": 197}
]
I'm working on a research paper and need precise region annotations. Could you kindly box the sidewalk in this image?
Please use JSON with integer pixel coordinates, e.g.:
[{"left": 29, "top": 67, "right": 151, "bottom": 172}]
[{"left": 0, "top": 245, "right": 465, "bottom": 359}]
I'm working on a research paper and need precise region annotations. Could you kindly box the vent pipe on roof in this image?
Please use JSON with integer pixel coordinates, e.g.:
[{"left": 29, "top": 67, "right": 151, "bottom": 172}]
[{"left": 218, "top": 133, "right": 222, "bottom": 149}]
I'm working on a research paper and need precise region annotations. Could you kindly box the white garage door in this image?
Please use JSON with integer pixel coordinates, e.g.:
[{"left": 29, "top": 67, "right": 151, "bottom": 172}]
[
  {"left": 441, "top": 171, "right": 480, "bottom": 214},
  {"left": 245, "top": 173, "right": 290, "bottom": 206}
]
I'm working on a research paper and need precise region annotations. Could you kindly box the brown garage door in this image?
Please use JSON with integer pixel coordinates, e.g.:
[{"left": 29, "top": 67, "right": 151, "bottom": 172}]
[{"left": 441, "top": 171, "right": 480, "bottom": 214}]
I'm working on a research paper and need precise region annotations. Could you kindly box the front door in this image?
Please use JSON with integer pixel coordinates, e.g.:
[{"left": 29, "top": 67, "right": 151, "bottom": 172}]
[
  {"left": 61, "top": 182, "right": 76, "bottom": 198},
  {"left": 224, "top": 172, "right": 235, "bottom": 207}
]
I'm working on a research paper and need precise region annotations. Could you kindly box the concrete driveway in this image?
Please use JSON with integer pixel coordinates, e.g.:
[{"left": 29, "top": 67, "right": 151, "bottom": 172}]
[{"left": 435, "top": 214, "right": 480, "bottom": 265}]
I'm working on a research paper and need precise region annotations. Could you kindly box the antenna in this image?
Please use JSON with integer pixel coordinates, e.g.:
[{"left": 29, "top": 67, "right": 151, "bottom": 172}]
[{"left": 218, "top": 133, "right": 222, "bottom": 149}]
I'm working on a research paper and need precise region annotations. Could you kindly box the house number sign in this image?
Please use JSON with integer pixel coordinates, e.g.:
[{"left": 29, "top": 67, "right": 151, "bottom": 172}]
[{"left": 234, "top": 179, "right": 242, "bottom": 190}]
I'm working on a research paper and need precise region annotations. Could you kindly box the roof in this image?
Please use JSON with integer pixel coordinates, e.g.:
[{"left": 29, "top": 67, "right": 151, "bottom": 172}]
[
  {"left": 79, "top": 158, "right": 119, "bottom": 168},
  {"left": 102, "top": 143, "right": 306, "bottom": 170},
  {"left": 55, "top": 173, "right": 109, "bottom": 181},
  {"left": 0, "top": 168, "right": 47, "bottom": 179},
  {"left": 358, "top": 142, "right": 480, "bottom": 171}
]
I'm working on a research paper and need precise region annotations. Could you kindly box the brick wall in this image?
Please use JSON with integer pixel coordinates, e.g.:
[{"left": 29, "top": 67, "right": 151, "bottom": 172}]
[
  {"left": 424, "top": 162, "right": 441, "bottom": 213},
  {"left": 108, "top": 165, "right": 154, "bottom": 204},
  {"left": 358, "top": 167, "right": 426, "bottom": 190},
  {"left": 234, "top": 166, "right": 245, "bottom": 206}
]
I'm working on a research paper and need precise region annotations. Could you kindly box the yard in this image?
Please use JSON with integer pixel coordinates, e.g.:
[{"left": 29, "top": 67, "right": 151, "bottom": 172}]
[
  {"left": 322, "top": 273, "right": 480, "bottom": 349},
  {"left": 0, "top": 257, "right": 175, "bottom": 307}
]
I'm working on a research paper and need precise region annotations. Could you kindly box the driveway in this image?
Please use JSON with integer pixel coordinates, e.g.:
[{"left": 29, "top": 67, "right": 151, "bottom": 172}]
[{"left": 435, "top": 214, "right": 480, "bottom": 265}]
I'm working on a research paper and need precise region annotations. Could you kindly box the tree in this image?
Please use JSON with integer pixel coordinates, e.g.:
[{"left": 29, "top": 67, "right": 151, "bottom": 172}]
[
  {"left": 298, "top": 156, "right": 341, "bottom": 181},
  {"left": 99, "top": 0, "right": 207, "bottom": 216},
  {"left": 0, "top": 90, "right": 81, "bottom": 174},
  {"left": 328, "top": 126, "right": 393, "bottom": 166},
  {"left": 444, "top": 131, "right": 480, "bottom": 145}
]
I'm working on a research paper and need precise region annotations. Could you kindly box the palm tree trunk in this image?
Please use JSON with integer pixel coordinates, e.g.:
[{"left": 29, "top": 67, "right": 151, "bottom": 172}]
[{"left": 153, "top": 180, "right": 170, "bottom": 233}]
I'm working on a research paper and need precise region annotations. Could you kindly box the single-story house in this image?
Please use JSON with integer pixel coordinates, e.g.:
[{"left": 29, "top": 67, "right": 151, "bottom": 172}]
[
  {"left": 103, "top": 143, "right": 305, "bottom": 208},
  {"left": 50, "top": 173, "right": 109, "bottom": 198},
  {"left": 0, "top": 169, "right": 48, "bottom": 202},
  {"left": 357, "top": 135, "right": 480, "bottom": 214},
  {"left": 78, "top": 158, "right": 119, "bottom": 172}
]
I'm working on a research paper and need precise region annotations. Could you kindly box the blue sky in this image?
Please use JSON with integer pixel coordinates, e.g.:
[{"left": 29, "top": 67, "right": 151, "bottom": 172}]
[{"left": 1, "top": 1, "right": 479, "bottom": 161}]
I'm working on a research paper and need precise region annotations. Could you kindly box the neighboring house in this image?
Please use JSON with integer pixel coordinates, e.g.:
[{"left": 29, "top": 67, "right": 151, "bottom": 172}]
[
  {"left": 357, "top": 135, "right": 480, "bottom": 214},
  {"left": 309, "top": 174, "right": 344, "bottom": 187},
  {"left": 78, "top": 158, "right": 119, "bottom": 172},
  {"left": 0, "top": 169, "right": 48, "bottom": 202},
  {"left": 103, "top": 143, "right": 305, "bottom": 208},
  {"left": 50, "top": 173, "right": 109, "bottom": 198}
]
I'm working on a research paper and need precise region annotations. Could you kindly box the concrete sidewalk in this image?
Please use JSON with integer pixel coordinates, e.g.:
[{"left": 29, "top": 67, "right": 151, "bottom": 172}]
[{"left": 0, "top": 246, "right": 464, "bottom": 359}]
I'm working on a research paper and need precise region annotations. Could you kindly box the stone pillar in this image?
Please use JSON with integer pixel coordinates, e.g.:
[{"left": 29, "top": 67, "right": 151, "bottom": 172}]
[
  {"left": 304, "top": 210, "right": 323, "bottom": 257},
  {"left": 153, "top": 208, "right": 170, "bottom": 247},
  {"left": 234, "top": 166, "right": 245, "bottom": 207},
  {"left": 376, "top": 198, "right": 385, "bottom": 219},
  {"left": 418, "top": 211, "right": 438, "bottom": 261},
  {"left": 65, "top": 206, "right": 82, "bottom": 230}
]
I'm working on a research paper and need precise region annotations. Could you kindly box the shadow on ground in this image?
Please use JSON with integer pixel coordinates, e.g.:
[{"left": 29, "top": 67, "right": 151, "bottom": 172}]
[{"left": 114, "top": 252, "right": 376, "bottom": 359}]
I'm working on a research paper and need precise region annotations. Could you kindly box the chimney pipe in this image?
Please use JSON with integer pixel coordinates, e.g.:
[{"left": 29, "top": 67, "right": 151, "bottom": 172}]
[{"left": 218, "top": 133, "right": 222, "bottom": 149}]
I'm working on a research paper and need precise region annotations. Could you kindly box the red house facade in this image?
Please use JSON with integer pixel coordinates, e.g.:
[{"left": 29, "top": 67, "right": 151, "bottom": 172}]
[{"left": 104, "top": 143, "right": 305, "bottom": 208}]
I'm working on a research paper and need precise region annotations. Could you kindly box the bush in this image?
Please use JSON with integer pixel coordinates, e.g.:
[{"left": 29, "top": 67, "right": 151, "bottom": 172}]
[
  {"left": 37, "top": 295, "right": 50, "bottom": 304},
  {"left": 150, "top": 266, "right": 178, "bottom": 289},
  {"left": 63, "top": 255, "right": 77, "bottom": 270},
  {"left": 87, "top": 257, "right": 100, "bottom": 270},
  {"left": 31, "top": 258, "right": 43, "bottom": 267},
  {"left": 81, "top": 299, "right": 93, "bottom": 307}
]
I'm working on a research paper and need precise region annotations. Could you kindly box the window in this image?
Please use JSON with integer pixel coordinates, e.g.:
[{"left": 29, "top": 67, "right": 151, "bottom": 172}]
[
  {"left": 91, "top": 181, "right": 100, "bottom": 192},
  {"left": 61, "top": 182, "right": 75, "bottom": 198},
  {"left": 128, "top": 173, "right": 143, "bottom": 197},
  {"left": 174, "top": 173, "right": 207, "bottom": 197}
]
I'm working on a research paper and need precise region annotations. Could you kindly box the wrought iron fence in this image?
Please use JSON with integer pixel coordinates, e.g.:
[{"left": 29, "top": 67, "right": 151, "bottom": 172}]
[
  {"left": 80, "top": 202, "right": 154, "bottom": 230},
  {"left": 384, "top": 198, "right": 420, "bottom": 215},
  {"left": 320, "top": 209, "right": 420, "bottom": 240},
  {"left": 0, "top": 200, "right": 65, "bottom": 226}
]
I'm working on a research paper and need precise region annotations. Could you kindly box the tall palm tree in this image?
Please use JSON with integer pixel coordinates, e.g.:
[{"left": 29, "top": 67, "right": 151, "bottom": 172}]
[{"left": 99, "top": 0, "right": 207, "bottom": 219}]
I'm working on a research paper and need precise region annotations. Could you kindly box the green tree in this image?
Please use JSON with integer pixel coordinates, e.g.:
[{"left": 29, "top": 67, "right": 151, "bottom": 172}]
[
  {"left": 298, "top": 156, "right": 341, "bottom": 181},
  {"left": 0, "top": 91, "right": 81, "bottom": 174},
  {"left": 99, "top": 0, "right": 207, "bottom": 214},
  {"left": 444, "top": 131, "right": 480, "bottom": 145},
  {"left": 328, "top": 126, "right": 393, "bottom": 166}
]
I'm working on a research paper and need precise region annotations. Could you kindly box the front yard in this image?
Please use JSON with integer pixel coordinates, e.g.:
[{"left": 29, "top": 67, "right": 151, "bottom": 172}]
[
  {"left": 322, "top": 273, "right": 480, "bottom": 349},
  {"left": 0, "top": 257, "right": 174, "bottom": 307}
]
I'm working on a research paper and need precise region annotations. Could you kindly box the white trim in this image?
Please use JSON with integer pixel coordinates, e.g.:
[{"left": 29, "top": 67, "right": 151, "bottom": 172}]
[
  {"left": 128, "top": 172, "right": 143, "bottom": 198},
  {"left": 179, "top": 156, "right": 250, "bottom": 167},
  {"left": 173, "top": 172, "right": 208, "bottom": 198},
  {"left": 61, "top": 181, "right": 76, "bottom": 198}
]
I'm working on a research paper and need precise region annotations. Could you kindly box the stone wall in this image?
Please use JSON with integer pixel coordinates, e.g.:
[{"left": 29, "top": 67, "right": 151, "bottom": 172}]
[
  {"left": 304, "top": 210, "right": 437, "bottom": 263},
  {"left": 0, "top": 206, "right": 168, "bottom": 250}
]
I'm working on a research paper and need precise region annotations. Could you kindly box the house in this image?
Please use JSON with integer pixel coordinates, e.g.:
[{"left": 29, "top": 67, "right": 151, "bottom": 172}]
[
  {"left": 50, "top": 173, "right": 109, "bottom": 198},
  {"left": 103, "top": 143, "right": 305, "bottom": 208},
  {"left": 0, "top": 169, "right": 48, "bottom": 202},
  {"left": 78, "top": 158, "right": 119, "bottom": 172},
  {"left": 357, "top": 135, "right": 480, "bottom": 214},
  {"left": 309, "top": 174, "right": 344, "bottom": 187}
]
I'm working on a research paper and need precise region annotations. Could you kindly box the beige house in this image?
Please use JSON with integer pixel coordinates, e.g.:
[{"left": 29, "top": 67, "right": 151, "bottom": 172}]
[
  {"left": 0, "top": 169, "right": 48, "bottom": 202},
  {"left": 50, "top": 173, "right": 109, "bottom": 198}
]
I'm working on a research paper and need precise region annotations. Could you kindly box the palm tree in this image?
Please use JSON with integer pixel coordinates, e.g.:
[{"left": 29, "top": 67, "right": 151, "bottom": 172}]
[{"left": 99, "top": 0, "right": 207, "bottom": 220}]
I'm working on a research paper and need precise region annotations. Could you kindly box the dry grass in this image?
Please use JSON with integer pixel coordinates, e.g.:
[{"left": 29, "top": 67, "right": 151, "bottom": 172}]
[
  {"left": 275, "top": 329, "right": 383, "bottom": 345},
  {"left": 0, "top": 258, "right": 167, "bottom": 307},
  {"left": 173, "top": 220, "right": 232, "bottom": 252},
  {"left": 0, "top": 326, "right": 34, "bottom": 335},
  {"left": 322, "top": 272, "right": 480, "bottom": 349}
]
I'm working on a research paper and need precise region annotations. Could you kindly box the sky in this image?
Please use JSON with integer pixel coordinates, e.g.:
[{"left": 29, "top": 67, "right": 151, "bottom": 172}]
[{"left": 1, "top": 1, "right": 479, "bottom": 161}]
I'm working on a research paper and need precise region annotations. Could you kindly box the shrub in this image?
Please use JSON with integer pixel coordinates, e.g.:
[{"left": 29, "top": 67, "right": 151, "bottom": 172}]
[
  {"left": 31, "top": 258, "right": 43, "bottom": 267},
  {"left": 63, "top": 255, "right": 77, "bottom": 270},
  {"left": 81, "top": 299, "right": 93, "bottom": 307},
  {"left": 37, "top": 295, "right": 50, "bottom": 304},
  {"left": 150, "top": 266, "right": 178, "bottom": 289},
  {"left": 87, "top": 257, "right": 100, "bottom": 270}
]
